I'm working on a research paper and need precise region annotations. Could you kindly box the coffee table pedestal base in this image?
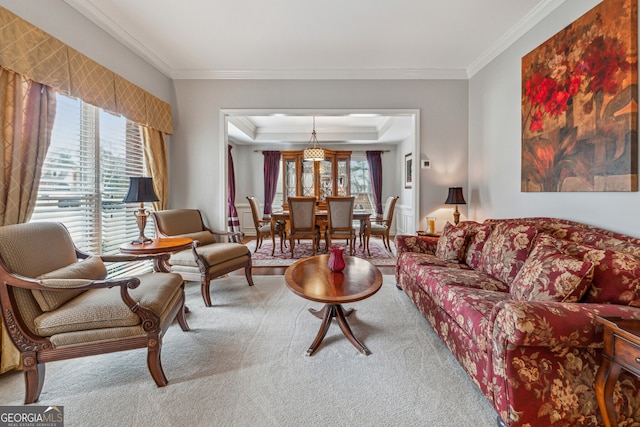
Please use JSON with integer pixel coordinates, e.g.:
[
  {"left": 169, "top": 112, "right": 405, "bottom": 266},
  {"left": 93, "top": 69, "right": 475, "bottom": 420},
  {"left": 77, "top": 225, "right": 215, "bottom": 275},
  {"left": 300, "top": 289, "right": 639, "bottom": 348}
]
[{"left": 306, "top": 304, "right": 370, "bottom": 356}]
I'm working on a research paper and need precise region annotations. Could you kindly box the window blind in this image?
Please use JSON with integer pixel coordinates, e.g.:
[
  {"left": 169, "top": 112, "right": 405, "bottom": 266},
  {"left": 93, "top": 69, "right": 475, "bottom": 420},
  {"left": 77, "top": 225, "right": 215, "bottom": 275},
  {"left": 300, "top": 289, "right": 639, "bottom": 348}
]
[{"left": 31, "top": 92, "right": 153, "bottom": 276}]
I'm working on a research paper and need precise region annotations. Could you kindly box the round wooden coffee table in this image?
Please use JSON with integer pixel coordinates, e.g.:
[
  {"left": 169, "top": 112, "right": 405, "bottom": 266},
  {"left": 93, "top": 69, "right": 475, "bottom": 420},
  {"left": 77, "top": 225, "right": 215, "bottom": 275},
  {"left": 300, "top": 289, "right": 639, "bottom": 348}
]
[{"left": 285, "top": 254, "right": 383, "bottom": 356}]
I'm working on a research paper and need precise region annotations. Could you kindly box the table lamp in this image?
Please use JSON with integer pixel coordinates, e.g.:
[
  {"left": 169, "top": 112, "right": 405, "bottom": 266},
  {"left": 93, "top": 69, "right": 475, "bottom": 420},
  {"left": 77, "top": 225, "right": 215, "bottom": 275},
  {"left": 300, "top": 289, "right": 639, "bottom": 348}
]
[
  {"left": 123, "top": 177, "right": 159, "bottom": 244},
  {"left": 444, "top": 187, "right": 466, "bottom": 225}
]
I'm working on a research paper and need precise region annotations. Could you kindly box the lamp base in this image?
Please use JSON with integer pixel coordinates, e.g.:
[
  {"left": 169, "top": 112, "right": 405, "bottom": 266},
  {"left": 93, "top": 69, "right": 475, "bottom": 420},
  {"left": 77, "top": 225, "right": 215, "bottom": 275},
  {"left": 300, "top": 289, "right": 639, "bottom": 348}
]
[
  {"left": 130, "top": 236, "right": 154, "bottom": 245},
  {"left": 453, "top": 206, "right": 461, "bottom": 225}
]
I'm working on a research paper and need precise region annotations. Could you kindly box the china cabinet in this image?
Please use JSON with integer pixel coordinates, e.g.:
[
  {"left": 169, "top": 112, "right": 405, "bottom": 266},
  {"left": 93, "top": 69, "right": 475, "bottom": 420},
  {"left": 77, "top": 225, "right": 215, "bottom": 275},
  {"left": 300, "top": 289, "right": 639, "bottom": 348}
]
[{"left": 281, "top": 149, "right": 351, "bottom": 210}]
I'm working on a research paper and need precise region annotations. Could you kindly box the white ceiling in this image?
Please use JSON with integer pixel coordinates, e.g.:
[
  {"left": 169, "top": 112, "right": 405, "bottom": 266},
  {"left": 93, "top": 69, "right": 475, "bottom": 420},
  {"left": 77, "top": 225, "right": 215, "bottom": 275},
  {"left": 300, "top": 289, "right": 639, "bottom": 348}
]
[
  {"left": 64, "top": 0, "right": 565, "bottom": 80},
  {"left": 62, "top": 0, "right": 565, "bottom": 146}
]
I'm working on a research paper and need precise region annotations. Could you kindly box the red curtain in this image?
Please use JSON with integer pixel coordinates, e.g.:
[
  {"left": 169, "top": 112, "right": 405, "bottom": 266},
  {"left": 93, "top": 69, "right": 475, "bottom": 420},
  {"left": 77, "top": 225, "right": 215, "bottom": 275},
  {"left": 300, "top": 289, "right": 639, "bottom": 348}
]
[
  {"left": 366, "top": 151, "right": 384, "bottom": 216},
  {"left": 227, "top": 145, "right": 240, "bottom": 239},
  {"left": 263, "top": 151, "right": 281, "bottom": 217}
]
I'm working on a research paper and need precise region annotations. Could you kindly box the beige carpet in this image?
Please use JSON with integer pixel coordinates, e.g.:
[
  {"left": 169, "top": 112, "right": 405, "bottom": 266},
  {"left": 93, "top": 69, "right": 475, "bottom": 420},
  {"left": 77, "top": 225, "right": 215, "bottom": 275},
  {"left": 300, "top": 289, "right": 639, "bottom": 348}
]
[{"left": 0, "top": 276, "right": 498, "bottom": 427}]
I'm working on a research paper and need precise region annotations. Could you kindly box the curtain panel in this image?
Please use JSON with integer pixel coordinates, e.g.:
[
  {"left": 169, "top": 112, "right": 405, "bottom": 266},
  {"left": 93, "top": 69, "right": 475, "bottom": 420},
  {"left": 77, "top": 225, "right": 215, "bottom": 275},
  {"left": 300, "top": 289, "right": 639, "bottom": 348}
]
[
  {"left": 262, "top": 151, "right": 281, "bottom": 217},
  {"left": 142, "top": 127, "right": 169, "bottom": 211},
  {"left": 0, "top": 7, "right": 173, "bottom": 135},
  {"left": 366, "top": 151, "right": 384, "bottom": 216},
  {"left": 227, "top": 146, "right": 241, "bottom": 240},
  {"left": 0, "top": 68, "right": 57, "bottom": 373}
]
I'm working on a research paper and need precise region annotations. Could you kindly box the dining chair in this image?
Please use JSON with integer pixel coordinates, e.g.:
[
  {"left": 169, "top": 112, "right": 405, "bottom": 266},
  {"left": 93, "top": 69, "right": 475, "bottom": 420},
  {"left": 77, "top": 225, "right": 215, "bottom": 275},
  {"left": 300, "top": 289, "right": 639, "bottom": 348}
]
[
  {"left": 325, "top": 196, "right": 357, "bottom": 255},
  {"left": 246, "top": 196, "right": 285, "bottom": 256},
  {"left": 366, "top": 196, "right": 399, "bottom": 255},
  {"left": 288, "top": 196, "right": 320, "bottom": 257}
]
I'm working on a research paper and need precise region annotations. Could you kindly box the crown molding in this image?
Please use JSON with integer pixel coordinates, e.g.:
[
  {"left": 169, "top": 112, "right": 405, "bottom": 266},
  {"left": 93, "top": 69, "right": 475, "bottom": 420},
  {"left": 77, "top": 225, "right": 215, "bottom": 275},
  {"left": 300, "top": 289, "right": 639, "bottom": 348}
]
[
  {"left": 64, "top": 0, "right": 173, "bottom": 77},
  {"left": 466, "top": 0, "right": 567, "bottom": 77},
  {"left": 66, "top": 0, "right": 566, "bottom": 81},
  {"left": 169, "top": 68, "right": 469, "bottom": 80}
]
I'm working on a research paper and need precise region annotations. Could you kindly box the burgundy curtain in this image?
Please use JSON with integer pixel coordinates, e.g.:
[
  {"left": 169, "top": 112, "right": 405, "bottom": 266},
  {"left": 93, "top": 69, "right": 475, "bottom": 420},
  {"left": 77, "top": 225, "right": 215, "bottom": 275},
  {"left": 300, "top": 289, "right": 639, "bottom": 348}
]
[
  {"left": 227, "top": 145, "right": 241, "bottom": 240},
  {"left": 366, "top": 151, "right": 384, "bottom": 216},
  {"left": 263, "top": 151, "right": 281, "bottom": 217}
]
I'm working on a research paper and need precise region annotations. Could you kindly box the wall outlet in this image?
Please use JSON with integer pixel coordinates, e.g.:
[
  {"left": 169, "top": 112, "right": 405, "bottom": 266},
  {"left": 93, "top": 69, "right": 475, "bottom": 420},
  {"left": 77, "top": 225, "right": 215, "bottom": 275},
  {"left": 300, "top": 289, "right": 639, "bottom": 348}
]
[{"left": 421, "top": 159, "right": 431, "bottom": 169}]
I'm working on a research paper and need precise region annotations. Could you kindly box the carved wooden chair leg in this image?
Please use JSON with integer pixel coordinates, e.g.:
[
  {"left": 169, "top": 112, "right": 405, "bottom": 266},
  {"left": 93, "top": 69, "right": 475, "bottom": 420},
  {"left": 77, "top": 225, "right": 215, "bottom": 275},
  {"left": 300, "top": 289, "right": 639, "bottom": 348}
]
[
  {"left": 146, "top": 337, "right": 168, "bottom": 387},
  {"left": 176, "top": 296, "right": 190, "bottom": 332},
  {"left": 22, "top": 353, "right": 45, "bottom": 404},
  {"left": 201, "top": 275, "right": 213, "bottom": 307},
  {"left": 245, "top": 264, "right": 254, "bottom": 286}
]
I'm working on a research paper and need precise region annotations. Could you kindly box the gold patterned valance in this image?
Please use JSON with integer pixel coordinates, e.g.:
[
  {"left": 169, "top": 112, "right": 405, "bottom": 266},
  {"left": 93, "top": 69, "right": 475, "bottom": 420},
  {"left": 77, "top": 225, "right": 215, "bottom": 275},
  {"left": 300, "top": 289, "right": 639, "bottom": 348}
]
[{"left": 0, "top": 7, "right": 173, "bottom": 134}]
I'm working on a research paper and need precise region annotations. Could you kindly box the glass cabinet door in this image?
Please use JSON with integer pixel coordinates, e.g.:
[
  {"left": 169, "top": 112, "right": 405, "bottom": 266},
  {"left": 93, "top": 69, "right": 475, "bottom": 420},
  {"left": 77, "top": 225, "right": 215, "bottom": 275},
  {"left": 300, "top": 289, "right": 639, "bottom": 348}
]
[
  {"left": 318, "top": 159, "right": 332, "bottom": 202},
  {"left": 336, "top": 156, "right": 349, "bottom": 197},
  {"left": 285, "top": 157, "right": 297, "bottom": 199}
]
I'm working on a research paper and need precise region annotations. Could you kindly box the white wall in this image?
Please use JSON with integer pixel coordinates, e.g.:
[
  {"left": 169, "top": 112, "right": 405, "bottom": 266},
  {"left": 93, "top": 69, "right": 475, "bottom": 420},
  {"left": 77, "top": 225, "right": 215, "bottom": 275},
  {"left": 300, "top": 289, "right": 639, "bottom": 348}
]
[
  {"left": 171, "top": 79, "right": 469, "bottom": 230},
  {"left": 469, "top": 0, "right": 640, "bottom": 238},
  {"left": 0, "top": 1, "right": 172, "bottom": 101}
]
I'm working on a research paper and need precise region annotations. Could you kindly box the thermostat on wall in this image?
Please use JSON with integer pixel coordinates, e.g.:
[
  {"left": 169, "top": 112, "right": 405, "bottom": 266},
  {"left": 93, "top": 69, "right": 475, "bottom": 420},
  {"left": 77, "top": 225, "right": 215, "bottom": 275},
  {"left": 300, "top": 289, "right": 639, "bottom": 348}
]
[{"left": 421, "top": 159, "right": 431, "bottom": 169}]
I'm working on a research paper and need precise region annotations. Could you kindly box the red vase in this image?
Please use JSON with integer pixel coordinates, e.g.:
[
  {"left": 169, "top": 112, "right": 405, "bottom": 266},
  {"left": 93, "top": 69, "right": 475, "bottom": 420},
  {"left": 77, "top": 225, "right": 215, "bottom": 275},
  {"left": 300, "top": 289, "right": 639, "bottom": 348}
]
[{"left": 328, "top": 246, "right": 345, "bottom": 272}]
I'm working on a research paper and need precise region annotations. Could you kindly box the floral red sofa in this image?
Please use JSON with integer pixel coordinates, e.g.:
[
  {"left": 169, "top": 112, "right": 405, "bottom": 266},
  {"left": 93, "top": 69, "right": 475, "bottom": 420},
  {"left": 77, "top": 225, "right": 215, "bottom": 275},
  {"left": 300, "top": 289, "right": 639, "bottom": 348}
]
[{"left": 395, "top": 217, "right": 640, "bottom": 426}]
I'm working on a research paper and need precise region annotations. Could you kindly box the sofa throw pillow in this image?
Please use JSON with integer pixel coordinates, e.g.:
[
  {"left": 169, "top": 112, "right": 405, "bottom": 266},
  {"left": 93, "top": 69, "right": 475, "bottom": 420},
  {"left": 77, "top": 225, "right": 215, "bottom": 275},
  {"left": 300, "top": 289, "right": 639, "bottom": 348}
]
[
  {"left": 33, "top": 255, "right": 108, "bottom": 312},
  {"left": 435, "top": 222, "right": 469, "bottom": 262},
  {"left": 479, "top": 222, "right": 537, "bottom": 285},
  {"left": 463, "top": 224, "right": 493, "bottom": 269},
  {"left": 558, "top": 242, "right": 640, "bottom": 306},
  {"left": 510, "top": 236, "right": 594, "bottom": 302}
]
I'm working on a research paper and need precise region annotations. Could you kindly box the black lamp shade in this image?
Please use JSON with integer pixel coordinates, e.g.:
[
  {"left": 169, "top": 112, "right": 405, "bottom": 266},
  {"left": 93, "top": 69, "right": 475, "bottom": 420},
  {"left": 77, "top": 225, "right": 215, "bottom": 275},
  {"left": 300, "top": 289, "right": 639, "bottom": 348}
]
[
  {"left": 123, "top": 177, "right": 159, "bottom": 203},
  {"left": 444, "top": 187, "right": 466, "bottom": 205}
]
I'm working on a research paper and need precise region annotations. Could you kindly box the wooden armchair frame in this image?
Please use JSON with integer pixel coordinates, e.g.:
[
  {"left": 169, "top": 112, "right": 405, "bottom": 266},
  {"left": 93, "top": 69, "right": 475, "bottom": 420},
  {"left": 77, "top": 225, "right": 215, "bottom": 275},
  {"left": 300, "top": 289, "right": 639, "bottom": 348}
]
[{"left": 0, "top": 245, "right": 189, "bottom": 404}]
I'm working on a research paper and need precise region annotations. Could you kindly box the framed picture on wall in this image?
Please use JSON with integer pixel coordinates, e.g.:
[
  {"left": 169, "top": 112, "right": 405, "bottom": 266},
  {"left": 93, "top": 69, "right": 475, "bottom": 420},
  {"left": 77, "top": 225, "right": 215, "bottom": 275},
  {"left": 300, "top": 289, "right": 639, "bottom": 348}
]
[{"left": 404, "top": 153, "right": 413, "bottom": 189}]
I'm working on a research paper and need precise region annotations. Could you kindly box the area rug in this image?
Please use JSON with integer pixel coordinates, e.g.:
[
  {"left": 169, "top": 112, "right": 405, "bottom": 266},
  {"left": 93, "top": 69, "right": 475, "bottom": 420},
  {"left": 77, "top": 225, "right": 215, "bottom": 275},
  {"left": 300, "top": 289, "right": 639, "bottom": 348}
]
[
  {"left": 246, "top": 237, "right": 397, "bottom": 267},
  {"left": 0, "top": 276, "right": 498, "bottom": 427}
]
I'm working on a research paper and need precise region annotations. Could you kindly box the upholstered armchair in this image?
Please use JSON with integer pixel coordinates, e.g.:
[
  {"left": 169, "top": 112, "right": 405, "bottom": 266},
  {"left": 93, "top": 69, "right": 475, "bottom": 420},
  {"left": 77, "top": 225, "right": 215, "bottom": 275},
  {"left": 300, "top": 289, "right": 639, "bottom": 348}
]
[
  {"left": 0, "top": 222, "right": 189, "bottom": 404},
  {"left": 151, "top": 209, "right": 254, "bottom": 307}
]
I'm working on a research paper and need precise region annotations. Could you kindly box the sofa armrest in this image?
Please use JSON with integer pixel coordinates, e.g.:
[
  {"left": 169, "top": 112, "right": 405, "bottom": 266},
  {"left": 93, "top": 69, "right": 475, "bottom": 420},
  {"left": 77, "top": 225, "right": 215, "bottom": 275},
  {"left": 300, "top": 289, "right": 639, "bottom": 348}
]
[
  {"left": 492, "top": 300, "right": 640, "bottom": 349},
  {"left": 395, "top": 235, "right": 438, "bottom": 255}
]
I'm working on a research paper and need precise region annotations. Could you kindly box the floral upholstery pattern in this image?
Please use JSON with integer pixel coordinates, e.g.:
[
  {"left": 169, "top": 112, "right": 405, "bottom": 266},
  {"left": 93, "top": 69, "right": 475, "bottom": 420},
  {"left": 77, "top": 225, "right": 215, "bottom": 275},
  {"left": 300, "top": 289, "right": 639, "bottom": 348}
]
[
  {"left": 560, "top": 242, "right": 640, "bottom": 307},
  {"left": 479, "top": 222, "right": 537, "bottom": 285},
  {"left": 459, "top": 222, "right": 493, "bottom": 270},
  {"left": 510, "top": 234, "right": 594, "bottom": 303},
  {"left": 395, "top": 217, "right": 640, "bottom": 426},
  {"left": 435, "top": 222, "right": 469, "bottom": 262}
]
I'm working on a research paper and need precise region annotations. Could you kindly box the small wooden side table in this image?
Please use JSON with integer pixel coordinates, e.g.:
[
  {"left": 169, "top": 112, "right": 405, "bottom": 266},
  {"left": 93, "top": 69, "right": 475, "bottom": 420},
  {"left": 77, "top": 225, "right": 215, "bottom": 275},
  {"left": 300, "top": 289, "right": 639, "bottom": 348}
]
[
  {"left": 595, "top": 316, "right": 640, "bottom": 427},
  {"left": 120, "top": 237, "right": 193, "bottom": 272}
]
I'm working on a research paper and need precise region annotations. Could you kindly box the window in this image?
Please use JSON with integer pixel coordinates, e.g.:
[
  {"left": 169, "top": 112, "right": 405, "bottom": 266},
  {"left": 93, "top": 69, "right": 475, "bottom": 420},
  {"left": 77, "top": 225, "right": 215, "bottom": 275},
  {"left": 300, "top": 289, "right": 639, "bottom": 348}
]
[
  {"left": 31, "top": 92, "right": 152, "bottom": 276},
  {"left": 350, "top": 157, "right": 373, "bottom": 211}
]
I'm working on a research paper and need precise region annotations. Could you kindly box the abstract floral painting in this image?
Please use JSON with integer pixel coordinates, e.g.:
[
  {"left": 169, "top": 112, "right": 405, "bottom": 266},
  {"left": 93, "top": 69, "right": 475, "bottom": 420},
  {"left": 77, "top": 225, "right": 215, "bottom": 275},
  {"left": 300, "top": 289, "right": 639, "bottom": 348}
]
[{"left": 521, "top": 0, "right": 638, "bottom": 192}]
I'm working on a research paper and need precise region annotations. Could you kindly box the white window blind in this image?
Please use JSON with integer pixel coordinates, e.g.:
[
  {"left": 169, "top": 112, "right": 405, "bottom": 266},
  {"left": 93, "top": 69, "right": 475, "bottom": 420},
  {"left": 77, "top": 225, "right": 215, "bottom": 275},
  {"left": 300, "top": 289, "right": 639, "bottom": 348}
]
[{"left": 31, "top": 92, "right": 153, "bottom": 276}]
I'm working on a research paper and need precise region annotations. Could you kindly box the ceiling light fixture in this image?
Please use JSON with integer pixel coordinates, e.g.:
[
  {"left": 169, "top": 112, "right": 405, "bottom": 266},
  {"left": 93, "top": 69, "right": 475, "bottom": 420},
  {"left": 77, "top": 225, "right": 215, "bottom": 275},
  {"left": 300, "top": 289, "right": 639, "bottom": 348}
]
[{"left": 303, "top": 116, "right": 325, "bottom": 161}]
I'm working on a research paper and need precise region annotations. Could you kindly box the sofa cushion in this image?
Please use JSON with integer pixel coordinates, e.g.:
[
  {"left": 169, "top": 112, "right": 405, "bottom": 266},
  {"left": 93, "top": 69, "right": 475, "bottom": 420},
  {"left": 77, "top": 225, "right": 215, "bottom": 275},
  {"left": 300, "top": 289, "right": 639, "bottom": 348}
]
[
  {"left": 438, "top": 285, "right": 511, "bottom": 352},
  {"left": 33, "top": 256, "right": 108, "bottom": 312},
  {"left": 557, "top": 241, "right": 640, "bottom": 306},
  {"left": 479, "top": 222, "right": 537, "bottom": 285},
  {"left": 510, "top": 236, "right": 594, "bottom": 302},
  {"left": 461, "top": 223, "right": 493, "bottom": 269},
  {"left": 435, "top": 222, "right": 469, "bottom": 262}
]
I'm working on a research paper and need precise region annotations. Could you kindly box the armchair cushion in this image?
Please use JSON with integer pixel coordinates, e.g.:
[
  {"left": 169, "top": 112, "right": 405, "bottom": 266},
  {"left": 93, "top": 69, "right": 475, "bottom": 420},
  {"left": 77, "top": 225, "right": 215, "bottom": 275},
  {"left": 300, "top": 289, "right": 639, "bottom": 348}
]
[
  {"left": 33, "top": 256, "right": 108, "bottom": 312},
  {"left": 34, "top": 272, "right": 183, "bottom": 336},
  {"left": 170, "top": 242, "right": 250, "bottom": 268}
]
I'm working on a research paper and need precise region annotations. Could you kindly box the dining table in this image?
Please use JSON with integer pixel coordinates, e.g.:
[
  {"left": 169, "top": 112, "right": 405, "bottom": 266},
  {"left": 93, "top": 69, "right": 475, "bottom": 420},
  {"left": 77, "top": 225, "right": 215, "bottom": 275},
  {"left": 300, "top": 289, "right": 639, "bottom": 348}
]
[{"left": 270, "top": 209, "right": 372, "bottom": 254}]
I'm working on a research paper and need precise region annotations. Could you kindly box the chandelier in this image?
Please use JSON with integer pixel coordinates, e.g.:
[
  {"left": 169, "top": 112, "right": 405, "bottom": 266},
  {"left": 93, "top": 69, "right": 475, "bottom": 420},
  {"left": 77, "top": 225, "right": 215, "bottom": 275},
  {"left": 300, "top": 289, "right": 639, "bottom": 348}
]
[{"left": 303, "top": 116, "right": 325, "bottom": 161}]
